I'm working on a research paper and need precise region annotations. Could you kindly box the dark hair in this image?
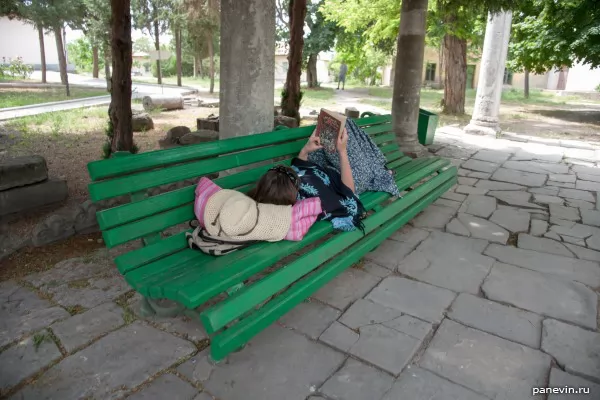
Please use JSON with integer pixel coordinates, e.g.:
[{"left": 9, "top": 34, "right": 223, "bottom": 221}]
[{"left": 247, "top": 165, "right": 299, "bottom": 206}]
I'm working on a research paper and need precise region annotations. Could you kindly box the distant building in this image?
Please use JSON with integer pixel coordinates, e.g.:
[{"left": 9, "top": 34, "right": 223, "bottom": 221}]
[
  {"left": 0, "top": 16, "right": 75, "bottom": 72},
  {"left": 274, "top": 42, "right": 332, "bottom": 84}
]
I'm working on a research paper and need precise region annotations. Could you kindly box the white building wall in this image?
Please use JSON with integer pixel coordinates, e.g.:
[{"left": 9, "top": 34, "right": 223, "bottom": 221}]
[
  {"left": 0, "top": 16, "right": 61, "bottom": 70},
  {"left": 565, "top": 62, "right": 600, "bottom": 91},
  {"left": 511, "top": 72, "right": 549, "bottom": 90}
]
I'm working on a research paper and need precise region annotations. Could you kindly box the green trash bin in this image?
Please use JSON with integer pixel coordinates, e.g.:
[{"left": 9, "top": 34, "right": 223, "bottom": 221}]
[{"left": 417, "top": 108, "right": 439, "bottom": 145}]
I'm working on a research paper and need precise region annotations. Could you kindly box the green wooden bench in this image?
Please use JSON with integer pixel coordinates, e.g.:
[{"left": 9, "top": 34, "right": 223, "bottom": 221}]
[{"left": 87, "top": 114, "right": 457, "bottom": 361}]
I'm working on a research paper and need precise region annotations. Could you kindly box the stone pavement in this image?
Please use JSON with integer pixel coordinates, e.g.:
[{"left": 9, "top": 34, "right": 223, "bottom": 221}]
[{"left": 1, "top": 128, "right": 600, "bottom": 399}]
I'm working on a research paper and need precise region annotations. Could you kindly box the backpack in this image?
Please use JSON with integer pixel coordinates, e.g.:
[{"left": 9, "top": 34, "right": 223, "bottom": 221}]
[{"left": 185, "top": 225, "right": 260, "bottom": 256}]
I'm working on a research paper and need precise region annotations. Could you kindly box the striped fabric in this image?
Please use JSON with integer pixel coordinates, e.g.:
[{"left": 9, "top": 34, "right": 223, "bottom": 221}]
[
  {"left": 285, "top": 197, "right": 322, "bottom": 241},
  {"left": 194, "top": 177, "right": 221, "bottom": 227},
  {"left": 194, "top": 177, "right": 322, "bottom": 241}
]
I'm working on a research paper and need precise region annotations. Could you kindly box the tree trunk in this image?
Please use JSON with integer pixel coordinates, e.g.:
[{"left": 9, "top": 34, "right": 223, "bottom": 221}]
[
  {"left": 281, "top": 0, "right": 307, "bottom": 122},
  {"left": 524, "top": 69, "right": 530, "bottom": 98},
  {"left": 438, "top": 42, "right": 444, "bottom": 88},
  {"left": 442, "top": 32, "right": 467, "bottom": 114},
  {"left": 38, "top": 25, "right": 47, "bottom": 83},
  {"left": 104, "top": 45, "right": 112, "bottom": 92},
  {"left": 193, "top": 54, "right": 198, "bottom": 78},
  {"left": 92, "top": 45, "right": 99, "bottom": 78},
  {"left": 208, "top": 32, "right": 215, "bottom": 93},
  {"left": 153, "top": 19, "right": 162, "bottom": 85},
  {"left": 306, "top": 53, "right": 317, "bottom": 88},
  {"left": 176, "top": 27, "right": 182, "bottom": 86},
  {"left": 199, "top": 58, "right": 204, "bottom": 77},
  {"left": 109, "top": 0, "right": 133, "bottom": 152},
  {"left": 392, "top": 0, "right": 428, "bottom": 157},
  {"left": 390, "top": 47, "right": 396, "bottom": 86},
  {"left": 53, "top": 24, "right": 70, "bottom": 96}
]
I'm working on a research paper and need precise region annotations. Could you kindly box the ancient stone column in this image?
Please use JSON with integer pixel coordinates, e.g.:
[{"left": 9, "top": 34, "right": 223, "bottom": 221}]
[
  {"left": 219, "top": 0, "right": 276, "bottom": 139},
  {"left": 464, "top": 11, "right": 512, "bottom": 136}
]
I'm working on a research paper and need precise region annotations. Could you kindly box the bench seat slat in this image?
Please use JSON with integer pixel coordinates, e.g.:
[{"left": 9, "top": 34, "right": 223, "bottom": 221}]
[
  {"left": 209, "top": 172, "right": 456, "bottom": 360},
  {"left": 88, "top": 115, "right": 393, "bottom": 181},
  {"left": 202, "top": 167, "right": 457, "bottom": 334}
]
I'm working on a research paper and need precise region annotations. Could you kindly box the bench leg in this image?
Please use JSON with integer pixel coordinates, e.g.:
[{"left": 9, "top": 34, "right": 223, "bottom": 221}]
[{"left": 139, "top": 297, "right": 185, "bottom": 318}]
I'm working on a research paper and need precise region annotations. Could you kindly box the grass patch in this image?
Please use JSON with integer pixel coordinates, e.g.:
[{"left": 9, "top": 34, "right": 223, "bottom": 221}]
[
  {"left": 301, "top": 87, "right": 335, "bottom": 108},
  {"left": 67, "top": 279, "right": 90, "bottom": 289},
  {"left": 0, "top": 87, "right": 108, "bottom": 108},
  {"left": 65, "top": 305, "right": 86, "bottom": 315},
  {"left": 122, "top": 307, "right": 136, "bottom": 324},
  {"left": 33, "top": 331, "right": 52, "bottom": 350},
  {"left": 133, "top": 76, "right": 220, "bottom": 88}
]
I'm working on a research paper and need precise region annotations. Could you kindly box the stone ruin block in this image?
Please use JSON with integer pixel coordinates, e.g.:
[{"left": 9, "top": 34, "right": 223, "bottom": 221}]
[{"left": 0, "top": 155, "right": 48, "bottom": 191}]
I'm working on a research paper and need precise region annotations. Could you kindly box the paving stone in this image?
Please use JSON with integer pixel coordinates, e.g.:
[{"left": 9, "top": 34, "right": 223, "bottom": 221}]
[
  {"left": 513, "top": 149, "right": 563, "bottom": 163},
  {"left": 560, "top": 235, "right": 586, "bottom": 246},
  {"left": 445, "top": 218, "right": 471, "bottom": 236},
  {"left": 178, "top": 325, "right": 345, "bottom": 400},
  {"left": 541, "top": 319, "right": 600, "bottom": 384},
  {"left": 23, "top": 255, "right": 112, "bottom": 288},
  {"left": 564, "top": 243, "right": 600, "bottom": 262},
  {"left": 545, "top": 231, "right": 563, "bottom": 241},
  {"left": 549, "top": 204, "right": 580, "bottom": 221},
  {"left": 490, "top": 208, "right": 531, "bottom": 233},
  {"left": 313, "top": 268, "right": 380, "bottom": 310},
  {"left": 0, "top": 281, "right": 70, "bottom": 348},
  {"left": 383, "top": 315, "right": 432, "bottom": 341},
  {"left": 488, "top": 190, "right": 544, "bottom": 208},
  {"left": 475, "top": 179, "right": 525, "bottom": 190},
  {"left": 458, "top": 176, "right": 478, "bottom": 186},
  {"left": 472, "top": 149, "right": 512, "bottom": 164},
  {"left": 457, "top": 168, "right": 469, "bottom": 176},
  {"left": 127, "top": 374, "right": 198, "bottom": 400},
  {"left": 576, "top": 179, "right": 600, "bottom": 192},
  {"left": 339, "top": 299, "right": 402, "bottom": 330},
  {"left": 529, "top": 186, "right": 559, "bottom": 196},
  {"left": 454, "top": 185, "right": 489, "bottom": 195},
  {"left": 456, "top": 213, "right": 509, "bottom": 244},
  {"left": 485, "top": 243, "right": 600, "bottom": 286},
  {"left": 441, "top": 191, "right": 467, "bottom": 202},
  {"left": 531, "top": 212, "right": 549, "bottom": 221},
  {"left": 460, "top": 195, "right": 497, "bottom": 218},
  {"left": 365, "top": 239, "right": 419, "bottom": 270},
  {"left": 419, "top": 319, "right": 551, "bottom": 400},
  {"left": 581, "top": 209, "right": 600, "bottom": 227},
  {"left": 530, "top": 220, "right": 548, "bottom": 236},
  {"left": 534, "top": 194, "right": 564, "bottom": 205},
  {"left": 547, "top": 368, "right": 600, "bottom": 400},
  {"left": 321, "top": 359, "right": 394, "bottom": 400},
  {"left": 482, "top": 263, "right": 598, "bottom": 329},
  {"left": 448, "top": 293, "right": 543, "bottom": 348},
  {"left": 412, "top": 204, "right": 456, "bottom": 229},
  {"left": 550, "top": 223, "right": 599, "bottom": 239},
  {"left": 319, "top": 321, "right": 359, "bottom": 352},
  {"left": 279, "top": 300, "right": 340, "bottom": 339},
  {"left": 397, "top": 231, "right": 494, "bottom": 293},
  {"left": 389, "top": 225, "right": 431, "bottom": 245},
  {"left": 437, "top": 146, "right": 477, "bottom": 160},
  {"left": 547, "top": 180, "right": 576, "bottom": 189},
  {"left": 384, "top": 367, "right": 488, "bottom": 400},
  {"left": 468, "top": 171, "right": 492, "bottom": 179},
  {"left": 367, "top": 276, "right": 456, "bottom": 323},
  {"left": 559, "top": 188, "right": 595, "bottom": 202},
  {"left": 587, "top": 234, "right": 600, "bottom": 251},
  {"left": 13, "top": 322, "right": 195, "bottom": 400},
  {"left": 193, "top": 393, "right": 213, "bottom": 400},
  {"left": 492, "top": 168, "right": 547, "bottom": 187},
  {"left": 349, "top": 324, "right": 422, "bottom": 376},
  {"left": 577, "top": 173, "right": 600, "bottom": 183},
  {"left": 0, "top": 330, "right": 62, "bottom": 391},
  {"left": 503, "top": 160, "right": 569, "bottom": 175},
  {"left": 517, "top": 233, "right": 574, "bottom": 257},
  {"left": 549, "top": 174, "right": 577, "bottom": 183},
  {"left": 462, "top": 159, "right": 500, "bottom": 174},
  {"left": 565, "top": 148, "right": 598, "bottom": 162},
  {"left": 572, "top": 165, "right": 600, "bottom": 176},
  {"left": 361, "top": 261, "right": 393, "bottom": 278},
  {"left": 434, "top": 198, "right": 462, "bottom": 211},
  {"left": 47, "top": 275, "right": 131, "bottom": 309},
  {"left": 566, "top": 199, "right": 595, "bottom": 209},
  {"left": 566, "top": 158, "right": 596, "bottom": 166},
  {"left": 51, "top": 303, "right": 124, "bottom": 353}
]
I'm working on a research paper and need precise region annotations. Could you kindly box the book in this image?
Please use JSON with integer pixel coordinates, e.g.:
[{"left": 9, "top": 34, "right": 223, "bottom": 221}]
[{"left": 315, "top": 109, "right": 347, "bottom": 153}]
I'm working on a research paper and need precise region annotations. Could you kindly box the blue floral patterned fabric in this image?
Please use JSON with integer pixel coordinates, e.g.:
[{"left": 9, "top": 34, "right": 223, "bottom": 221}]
[
  {"left": 308, "top": 118, "right": 400, "bottom": 197},
  {"left": 291, "top": 159, "right": 365, "bottom": 232}
]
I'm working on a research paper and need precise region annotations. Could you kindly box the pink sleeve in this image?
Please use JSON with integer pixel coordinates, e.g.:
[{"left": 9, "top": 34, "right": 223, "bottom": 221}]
[
  {"left": 194, "top": 177, "right": 221, "bottom": 227},
  {"left": 285, "top": 197, "right": 323, "bottom": 241}
]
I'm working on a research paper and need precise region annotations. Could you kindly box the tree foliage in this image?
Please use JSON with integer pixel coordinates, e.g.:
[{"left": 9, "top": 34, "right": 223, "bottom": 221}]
[{"left": 508, "top": 0, "right": 600, "bottom": 74}]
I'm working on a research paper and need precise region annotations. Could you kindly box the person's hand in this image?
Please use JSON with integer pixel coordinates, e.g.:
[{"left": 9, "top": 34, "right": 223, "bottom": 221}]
[
  {"left": 302, "top": 129, "right": 323, "bottom": 154},
  {"left": 337, "top": 128, "right": 348, "bottom": 154}
]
